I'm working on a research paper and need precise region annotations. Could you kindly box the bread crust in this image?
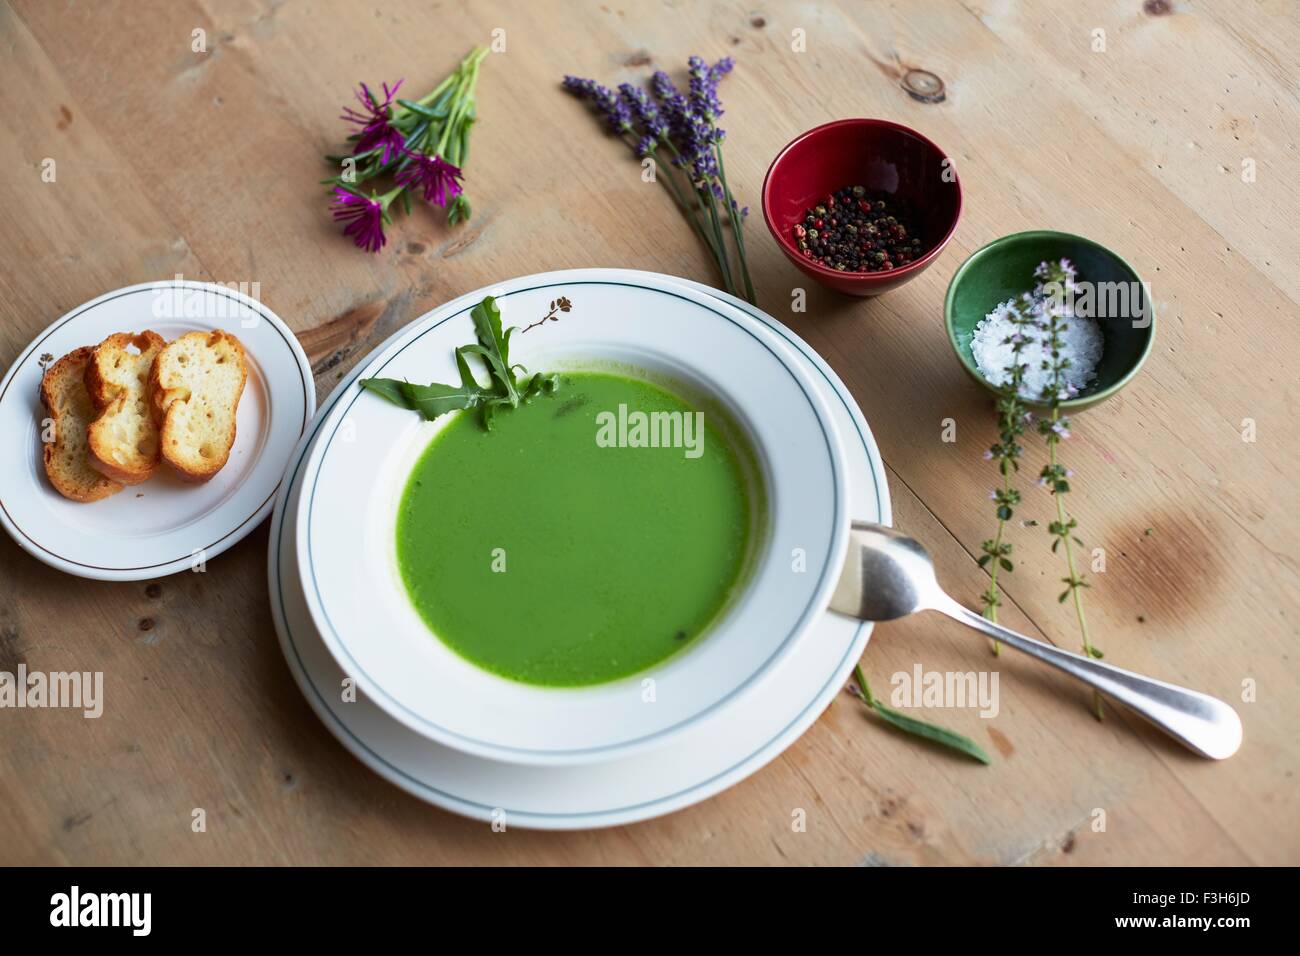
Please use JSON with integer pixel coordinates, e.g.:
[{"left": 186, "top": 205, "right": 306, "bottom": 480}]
[
  {"left": 148, "top": 330, "right": 248, "bottom": 482},
  {"left": 85, "top": 330, "right": 166, "bottom": 485},
  {"left": 40, "top": 347, "right": 125, "bottom": 502}
]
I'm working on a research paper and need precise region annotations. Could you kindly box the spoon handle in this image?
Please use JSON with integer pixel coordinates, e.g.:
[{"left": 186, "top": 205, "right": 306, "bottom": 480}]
[{"left": 930, "top": 595, "right": 1243, "bottom": 759}]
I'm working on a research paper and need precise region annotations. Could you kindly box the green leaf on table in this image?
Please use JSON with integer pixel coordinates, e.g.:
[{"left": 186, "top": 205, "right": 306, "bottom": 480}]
[
  {"left": 398, "top": 98, "right": 450, "bottom": 121},
  {"left": 852, "top": 666, "right": 991, "bottom": 765},
  {"left": 868, "top": 698, "right": 993, "bottom": 765}
]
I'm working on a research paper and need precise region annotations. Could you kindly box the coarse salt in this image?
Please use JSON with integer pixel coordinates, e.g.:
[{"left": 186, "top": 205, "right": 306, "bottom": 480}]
[{"left": 971, "top": 298, "right": 1103, "bottom": 400}]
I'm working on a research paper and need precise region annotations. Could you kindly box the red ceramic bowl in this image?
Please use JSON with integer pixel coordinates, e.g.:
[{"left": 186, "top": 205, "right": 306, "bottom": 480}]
[{"left": 762, "top": 118, "right": 963, "bottom": 296}]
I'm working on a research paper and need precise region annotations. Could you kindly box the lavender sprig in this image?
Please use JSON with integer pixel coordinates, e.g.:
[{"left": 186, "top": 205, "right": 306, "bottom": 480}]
[
  {"left": 563, "top": 57, "right": 755, "bottom": 304},
  {"left": 564, "top": 74, "right": 720, "bottom": 267}
]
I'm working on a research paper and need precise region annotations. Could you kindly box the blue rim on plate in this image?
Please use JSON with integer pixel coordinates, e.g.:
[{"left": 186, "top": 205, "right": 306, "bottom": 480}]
[
  {"left": 268, "top": 271, "right": 891, "bottom": 827},
  {"left": 0, "top": 280, "right": 314, "bottom": 580},
  {"left": 301, "top": 280, "right": 843, "bottom": 760}
]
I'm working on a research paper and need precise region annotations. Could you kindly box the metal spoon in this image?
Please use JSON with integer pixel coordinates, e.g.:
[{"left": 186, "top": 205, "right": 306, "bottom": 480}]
[{"left": 830, "top": 522, "right": 1242, "bottom": 760}]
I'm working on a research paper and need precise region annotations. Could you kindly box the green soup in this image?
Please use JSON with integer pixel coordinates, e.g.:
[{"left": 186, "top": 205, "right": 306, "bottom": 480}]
[{"left": 395, "top": 371, "right": 758, "bottom": 687}]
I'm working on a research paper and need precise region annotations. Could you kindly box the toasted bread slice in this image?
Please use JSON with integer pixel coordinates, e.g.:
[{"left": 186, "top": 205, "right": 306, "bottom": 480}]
[
  {"left": 84, "top": 330, "right": 166, "bottom": 484},
  {"left": 149, "top": 330, "right": 247, "bottom": 482},
  {"left": 39, "top": 348, "right": 125, "bottom": 502}
]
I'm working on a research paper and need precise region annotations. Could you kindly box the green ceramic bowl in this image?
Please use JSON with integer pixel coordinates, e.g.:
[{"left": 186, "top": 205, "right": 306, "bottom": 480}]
[{"left": 944, "top": 230, "right": 1156, "bottom": 411}]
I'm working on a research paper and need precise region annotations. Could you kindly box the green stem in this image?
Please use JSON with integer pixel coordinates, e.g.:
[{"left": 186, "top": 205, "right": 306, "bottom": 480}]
[
  {"left": 656, "top": 156, "right": 723, "bottom": 264},
  {"left": 1048, "top": 422, "right": 1102, "bottom": 720},
  {"left": 661, "top": 140, "right": 734, "bottom": 292},
  {"left": 615, "top": 134, "right": 719, "bottom": 265},
  {"left": 436, "top": 53, "right": 481, "bottom": 156},
  {"left": 982, "top": 473, "right": 1009, "bottom": 656},
  {"left": 701, "top": 183, "right": 737, "bottom": 296},
  {"left": 713, "top": 144, "right": 755, "bottom": 304},
  {"left": 853, "top": 664, "right": 876, "bottom": 706},
  {"left": 409, "top": 46, "right": 486, "bottom": 110}
]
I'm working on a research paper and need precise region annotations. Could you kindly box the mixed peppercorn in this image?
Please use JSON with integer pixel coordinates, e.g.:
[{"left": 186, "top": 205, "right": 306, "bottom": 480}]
[{"left": 792, "top": 185, "right": 924, "bottom": 273}]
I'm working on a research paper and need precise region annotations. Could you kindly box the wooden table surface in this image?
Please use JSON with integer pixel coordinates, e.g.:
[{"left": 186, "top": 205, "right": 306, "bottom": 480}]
[{"left": 2, "top": 0, "right": 1296, "bottom": 866}]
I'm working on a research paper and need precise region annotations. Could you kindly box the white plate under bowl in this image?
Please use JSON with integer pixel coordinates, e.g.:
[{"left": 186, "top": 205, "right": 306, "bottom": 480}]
[
  {"left": 0, "top": 281, "right": 314, "bottom": 581},
  {"left": 294, "top": 273, "right": 848, "bottom": 765},
  {"left": 268, "top": 271, "right": 891, "bottom": 828}
]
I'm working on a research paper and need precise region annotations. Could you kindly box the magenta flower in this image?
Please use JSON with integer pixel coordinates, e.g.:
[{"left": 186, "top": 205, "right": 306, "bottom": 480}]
[
  {"left": 330, "top": 188, "right": 387, "bottom": 253},
  {"left": 342, "top": 80, "right": 405, "bottom": 164},
  {"left": 395, "top": 151, "right": 464, "bottom": 206}
]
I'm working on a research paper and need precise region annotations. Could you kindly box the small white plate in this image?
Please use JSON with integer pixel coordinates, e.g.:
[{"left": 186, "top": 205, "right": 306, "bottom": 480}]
[
  {"left": 0, "top": 281, "right": 314, "bottom": 581},
  {"left": 294, "top": 273, "right": 849, "bottom": 765},
  {"left": 268, "top": 271, "right": 891, "bottom": 828}
]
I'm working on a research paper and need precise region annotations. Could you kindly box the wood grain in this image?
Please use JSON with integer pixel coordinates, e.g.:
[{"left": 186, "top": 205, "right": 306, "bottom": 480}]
[{"left": 0, "top": 0, "right": 1295, "bottom": 865}]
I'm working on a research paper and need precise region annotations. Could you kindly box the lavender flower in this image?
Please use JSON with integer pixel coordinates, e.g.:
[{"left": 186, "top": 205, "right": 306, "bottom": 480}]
[
  {"left": 395, "top": 151, "right": 463, "bottom": 206},
  {"left": 690, "top": 142, "right": 719, "bottom": 184},
  {"left": 650, "top": 71, "right": 693, "bottom": 140},
  {"left": 341, "top": 80, "right": 406, "bottom": 164},
  {"left": 330, "top": 188, "right": 387, "bottom": 253},
  {"left": 618, "top": 83, "right": 668, "bottom": 140},
  {"left": 687, "top": 55, "right": 724, "bottom": 121},
  {"left": 650, "top": 70, "right": 682, "bottom": 103},
  {"left": 564, "top": 56, "right": 754, "bottom": 303},
  {"left": 562, "top": 75, "right": 632, "bottom": 133}
]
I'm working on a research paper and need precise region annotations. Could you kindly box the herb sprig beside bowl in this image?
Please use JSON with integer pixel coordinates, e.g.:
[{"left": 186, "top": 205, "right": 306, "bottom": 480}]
[
  {"left": 361, "top": 296, "right": 560, "bottom": 430},
  {"left": 1032, "top": 259, "right": 1104, "bottom": 717},
  {"left": 978, "top": 295, "right": 1036, "bottom": 654},
  {"left": 965, "top": 257, "right": 1107, "bottom": 717}
]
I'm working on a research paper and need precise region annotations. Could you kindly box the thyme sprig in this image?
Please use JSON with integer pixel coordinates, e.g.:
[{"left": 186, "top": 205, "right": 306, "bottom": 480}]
[
  {"left": 973, "top": 260, "right": 1107, "bottom": 720},
  {"left": 1033, "top": 259, "right": 1103, "bottom": 719},
  {"left": 978, "top": 295, "right": 1037, "bottom": 654}
]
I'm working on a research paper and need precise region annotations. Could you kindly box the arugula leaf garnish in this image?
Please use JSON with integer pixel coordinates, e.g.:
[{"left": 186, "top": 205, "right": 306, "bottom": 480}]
[{"left": 360, "top": 295, "right": 560, "bottom": 430}]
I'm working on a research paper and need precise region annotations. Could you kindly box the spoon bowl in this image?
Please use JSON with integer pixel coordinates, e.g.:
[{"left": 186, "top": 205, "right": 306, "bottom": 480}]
[{"left": 830, "top": 523, "right": 935, "bottom": 620}]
